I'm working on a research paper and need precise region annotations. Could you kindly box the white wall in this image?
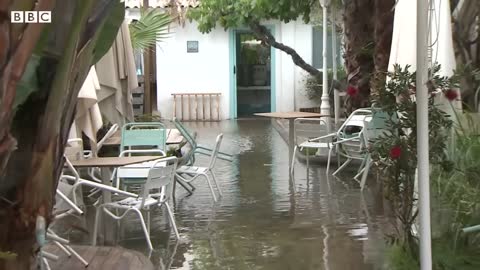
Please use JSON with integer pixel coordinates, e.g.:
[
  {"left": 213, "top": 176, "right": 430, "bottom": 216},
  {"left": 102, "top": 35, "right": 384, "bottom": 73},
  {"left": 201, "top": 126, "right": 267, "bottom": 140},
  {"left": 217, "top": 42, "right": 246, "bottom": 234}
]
[
  {"left": 156, "top": 20, "right": 231, "bottom": 120},
  {"left": 293, "top": 23, "right": 319, "bottom": 110},
  {"left": 154, "top": 18, "right": 317, "bottom": 120}
]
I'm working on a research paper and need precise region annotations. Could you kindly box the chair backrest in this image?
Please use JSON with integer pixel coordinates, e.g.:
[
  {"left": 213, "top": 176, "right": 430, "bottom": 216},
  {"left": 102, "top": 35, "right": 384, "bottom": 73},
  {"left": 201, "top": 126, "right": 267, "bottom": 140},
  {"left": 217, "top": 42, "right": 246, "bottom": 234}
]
[
  {"left": 338, "top": 135, "right": 366, "bottom": 159},
  {"left": 337, "top": 108, "right": 372, "bottom": 139},
  {"left": 207, "top": 134, "right": 223, "bottom": 169},
  {"left": 173, "top": 117, "right": 200, "bottom": 165},
  {"left": 172, "top": 117, "right": 197, "bottom": 148},
  {"left": 293, "top": 118, "right": 329, "bottom": 145},
  {"left": 141, "top": 157, "right": 178, "bottom": 209},
  {"left": 362, "top": 109, "right": 397, "bottom": 144},
  {"left": 120, "top": 122, "right": 166, "bottom": 153}
]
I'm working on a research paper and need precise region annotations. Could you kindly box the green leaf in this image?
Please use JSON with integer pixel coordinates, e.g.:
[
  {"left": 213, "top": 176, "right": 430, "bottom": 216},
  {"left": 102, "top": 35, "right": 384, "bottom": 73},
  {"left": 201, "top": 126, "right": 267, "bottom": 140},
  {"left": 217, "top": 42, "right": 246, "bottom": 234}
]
[
  {"left": 129, "top": 9, "right": 173, "bottom": 51},
  {"left": 92, "top": 1, "right": 125, "bottom": 63},
  {"left": 13, "top": 54, "right": 42, "bottom": 110}
]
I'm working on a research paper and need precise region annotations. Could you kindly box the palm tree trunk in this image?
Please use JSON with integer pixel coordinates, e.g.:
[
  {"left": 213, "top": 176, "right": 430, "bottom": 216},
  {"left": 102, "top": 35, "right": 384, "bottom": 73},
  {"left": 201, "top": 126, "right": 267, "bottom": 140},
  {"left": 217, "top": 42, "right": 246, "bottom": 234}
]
[
  {"left": 343, "top": 0, "right": 375, "bottom": 113},
  {"left": 371, "top": 0, "right": 395, "bottom": 99}
]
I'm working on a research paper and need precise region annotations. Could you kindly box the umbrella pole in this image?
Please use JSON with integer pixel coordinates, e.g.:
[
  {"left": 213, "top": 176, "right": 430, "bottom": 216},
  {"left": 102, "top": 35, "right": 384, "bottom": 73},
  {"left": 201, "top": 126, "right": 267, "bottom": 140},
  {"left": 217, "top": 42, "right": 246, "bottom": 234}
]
[{"left": 416, "top": 0, "right": 432, "bottom": 269}]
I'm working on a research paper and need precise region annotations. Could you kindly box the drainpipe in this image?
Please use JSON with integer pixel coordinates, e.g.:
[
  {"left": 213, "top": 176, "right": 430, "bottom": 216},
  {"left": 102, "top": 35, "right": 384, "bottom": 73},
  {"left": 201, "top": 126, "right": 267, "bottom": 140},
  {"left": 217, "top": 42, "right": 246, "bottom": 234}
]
[{"left": 319, "top": 0, "right": 331, "bottom": 133}]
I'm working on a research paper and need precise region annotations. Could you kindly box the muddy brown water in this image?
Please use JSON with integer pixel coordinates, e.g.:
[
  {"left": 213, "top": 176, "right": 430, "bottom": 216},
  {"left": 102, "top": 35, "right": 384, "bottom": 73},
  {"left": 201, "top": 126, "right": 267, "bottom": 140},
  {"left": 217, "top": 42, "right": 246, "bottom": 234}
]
[{"left": 60, "top": 119, "right": 392, "bottom": 270}]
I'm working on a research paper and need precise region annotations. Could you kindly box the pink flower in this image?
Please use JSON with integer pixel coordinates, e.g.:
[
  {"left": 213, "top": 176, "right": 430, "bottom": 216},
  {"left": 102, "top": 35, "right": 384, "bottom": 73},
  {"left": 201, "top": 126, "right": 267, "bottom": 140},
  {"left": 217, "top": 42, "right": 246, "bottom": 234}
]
[
  {"left": 444, "top": 89, "right": 458, "bottom": 101},
  {"left": 346, "top": 85, "right": 359, "bottom": 97},
  {"left": 389, "top": 145, "right": 402, "bottom": 160}
]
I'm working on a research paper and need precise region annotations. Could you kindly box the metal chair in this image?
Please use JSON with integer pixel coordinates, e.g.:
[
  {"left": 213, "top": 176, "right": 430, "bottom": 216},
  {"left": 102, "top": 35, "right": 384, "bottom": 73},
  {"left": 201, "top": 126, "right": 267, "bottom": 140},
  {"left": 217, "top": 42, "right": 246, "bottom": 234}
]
[
  {"left": 175, "top": 134, "right": 224, "bottom": 202},
  {"left": 290, "top": 118, "right": 331, "bottom": 177},
  {"left": 114, "top": 149, "right": 166, "bottom": 189},
  {"left": 92, "top": 157, "right": 180, "bottom": 251},
  {"left": 120, "top": 122, "right": 167, "bottom": 154},
  {"left": 62, "top": 155, "right": 138, "bottom": 206},
  {"left": 172, "top": 117, "right": 233, "bottom": 165}
]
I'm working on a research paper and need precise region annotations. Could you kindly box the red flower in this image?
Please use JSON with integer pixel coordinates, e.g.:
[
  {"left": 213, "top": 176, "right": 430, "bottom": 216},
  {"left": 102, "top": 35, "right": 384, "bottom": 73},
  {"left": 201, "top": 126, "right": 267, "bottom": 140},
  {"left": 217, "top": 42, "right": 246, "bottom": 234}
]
[
  {"left": 389, "top": 145, "right": 402, "bottom": 159},
  {"left": 444, "top": 89, "right": 458, "bottom": 101},
  {"left": 346, "top": 85, "right": 359, "bottom": 97}
]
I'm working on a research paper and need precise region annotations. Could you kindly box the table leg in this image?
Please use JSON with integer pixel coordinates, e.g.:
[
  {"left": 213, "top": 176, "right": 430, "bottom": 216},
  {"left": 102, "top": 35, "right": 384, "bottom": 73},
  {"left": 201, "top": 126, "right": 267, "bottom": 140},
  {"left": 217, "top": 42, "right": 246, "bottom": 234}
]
[
  {"left": 289, "top": 118, "right": 295, "bottom": 168},
  {"left": 100, "top": 168, "right": 115, "bottom": 245}
]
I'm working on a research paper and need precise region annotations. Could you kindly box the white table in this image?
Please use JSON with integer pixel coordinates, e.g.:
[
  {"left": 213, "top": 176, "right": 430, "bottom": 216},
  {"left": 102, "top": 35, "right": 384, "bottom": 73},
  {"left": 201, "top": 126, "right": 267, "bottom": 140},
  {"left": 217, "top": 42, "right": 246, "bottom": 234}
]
[{"left": 69, "top": 156, "right": 163, "bottom": 244}]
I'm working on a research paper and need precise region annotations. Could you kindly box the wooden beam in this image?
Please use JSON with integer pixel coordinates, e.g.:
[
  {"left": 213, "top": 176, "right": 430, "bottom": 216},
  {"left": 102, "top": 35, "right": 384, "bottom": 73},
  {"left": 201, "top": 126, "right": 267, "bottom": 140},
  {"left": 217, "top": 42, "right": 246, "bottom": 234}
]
[{"left": 142, "top": 0, "right": 152, "bottom": 114}]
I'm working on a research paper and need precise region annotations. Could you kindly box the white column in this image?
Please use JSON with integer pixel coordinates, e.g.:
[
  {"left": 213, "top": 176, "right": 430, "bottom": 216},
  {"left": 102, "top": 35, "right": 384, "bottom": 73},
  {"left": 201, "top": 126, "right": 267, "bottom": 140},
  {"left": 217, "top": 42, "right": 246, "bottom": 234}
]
[
  {"left": 416, "top": 0, "right": 432, "bottom": 269},
  {"left": 320, "top": 0, "right": 331, "bottom": 132}
]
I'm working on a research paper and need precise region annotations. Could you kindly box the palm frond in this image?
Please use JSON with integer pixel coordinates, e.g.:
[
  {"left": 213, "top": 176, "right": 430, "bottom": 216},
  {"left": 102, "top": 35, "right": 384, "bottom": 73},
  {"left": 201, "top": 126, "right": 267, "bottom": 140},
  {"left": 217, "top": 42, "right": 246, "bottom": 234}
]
[{"left": 129, "top": 9, "right": 174, "bottom": 51}]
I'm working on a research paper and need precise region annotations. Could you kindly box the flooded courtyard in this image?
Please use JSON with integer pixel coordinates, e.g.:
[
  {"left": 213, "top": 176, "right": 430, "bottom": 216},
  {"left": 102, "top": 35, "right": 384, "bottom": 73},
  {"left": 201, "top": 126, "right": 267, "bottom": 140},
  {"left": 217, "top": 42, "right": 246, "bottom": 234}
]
[{"left": 64, "top": 119, "right": 392, "bottom": 269}]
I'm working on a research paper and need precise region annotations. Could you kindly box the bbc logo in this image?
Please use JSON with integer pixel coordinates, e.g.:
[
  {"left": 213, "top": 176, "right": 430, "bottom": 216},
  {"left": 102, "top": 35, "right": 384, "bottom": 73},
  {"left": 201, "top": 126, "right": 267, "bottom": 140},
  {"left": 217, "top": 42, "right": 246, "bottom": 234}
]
[{"left": 11, "top": 11, "right": 51, "bottom": 23}]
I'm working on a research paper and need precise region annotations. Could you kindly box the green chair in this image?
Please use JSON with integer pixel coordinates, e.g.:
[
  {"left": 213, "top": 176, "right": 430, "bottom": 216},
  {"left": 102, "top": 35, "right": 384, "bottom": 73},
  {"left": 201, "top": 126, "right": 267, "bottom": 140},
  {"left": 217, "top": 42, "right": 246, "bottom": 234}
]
[
  {"left": 120, "top": 122, "right": 167, "bottom": 154},
  {"left": 172, "top": 117, "right": 233, "bottom": 165}
]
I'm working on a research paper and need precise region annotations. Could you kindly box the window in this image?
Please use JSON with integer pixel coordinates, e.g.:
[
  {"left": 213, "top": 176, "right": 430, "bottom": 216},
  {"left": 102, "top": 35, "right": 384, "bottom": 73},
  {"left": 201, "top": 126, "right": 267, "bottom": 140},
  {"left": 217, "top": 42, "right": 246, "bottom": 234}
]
[{"left": 312, "top": 26, "right": 342, "bottom": 70}]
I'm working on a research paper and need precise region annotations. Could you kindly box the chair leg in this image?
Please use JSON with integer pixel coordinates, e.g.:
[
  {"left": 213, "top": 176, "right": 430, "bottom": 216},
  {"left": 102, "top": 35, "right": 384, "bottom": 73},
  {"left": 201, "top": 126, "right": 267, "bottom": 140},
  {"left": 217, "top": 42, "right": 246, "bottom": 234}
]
[
  {"left": 326, "top": 146, "right": 334, "bottom": 175},
  {"left": 92, "top": 206, "right": 103, "bottom": 246},
  {"left": 306, "top": 148, "right": 310, "bottom": 175},
  {"left": 210, "top": 171, "right": 222, "bottom": 197},
  {"left": 146, "top": 209, "right": 151, "bottom": 235},
  {"left": 203, "top": 174, "right": 217, "bottom": 202},
  {"left": 175, "top": 175, "right": 194, "bottom": 195},
  {"left": 164, "top": 202, "right": 180, "bottom": 239},
  {"left": 65, "top": 245, "right": 89, "bottom": 266},
  {"left": 354, "top": 165, "right": 366, "bottom": 181},
  {"left": 133, "top": 209, "right": 153, "bottom": 251},
  {"left": 360, "top": 156, "right": 372, "bottom": 191},
  {"left": 333, "top": 158, "right": 352, "bottom": 176},
  {"left": 42, "top": 257, "right": 51, "bottom": 270},
  {"left": 290, "top": 146, "right": 297, "bottom": 177}
]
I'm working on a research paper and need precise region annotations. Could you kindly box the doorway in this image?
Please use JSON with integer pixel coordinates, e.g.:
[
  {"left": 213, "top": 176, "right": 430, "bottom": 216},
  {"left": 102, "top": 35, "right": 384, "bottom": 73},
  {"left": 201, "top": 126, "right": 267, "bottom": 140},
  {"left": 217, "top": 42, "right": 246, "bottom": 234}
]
[{"left": 230, "top": 30, "right": 275, "bottom": 118}]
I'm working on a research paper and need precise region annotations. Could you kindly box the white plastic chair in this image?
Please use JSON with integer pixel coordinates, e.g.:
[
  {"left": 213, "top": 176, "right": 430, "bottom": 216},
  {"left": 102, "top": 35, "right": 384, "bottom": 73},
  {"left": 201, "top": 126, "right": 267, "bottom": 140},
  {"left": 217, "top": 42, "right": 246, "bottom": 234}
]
[
  {"left": 62, "top": 155, "right": 138, "bottom": 206},
  {"left": 290, "top": 118, "right": 331, "bottom": 177},
  {"left": 175, "top": 134, "right": 224, "bottom": 202},
  {"left": 92, "top": 157, "right": 180, "bottom": 250},
  {"left": 114, "top": 149, "right": 166, "bottom": 189}
]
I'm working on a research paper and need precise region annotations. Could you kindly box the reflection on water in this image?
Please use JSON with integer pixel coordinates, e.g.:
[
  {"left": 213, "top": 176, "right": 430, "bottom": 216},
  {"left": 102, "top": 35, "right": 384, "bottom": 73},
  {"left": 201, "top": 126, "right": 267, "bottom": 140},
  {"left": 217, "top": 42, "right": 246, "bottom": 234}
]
[{"left": 71, "top": 119, "right": 392, "bottom": 269}]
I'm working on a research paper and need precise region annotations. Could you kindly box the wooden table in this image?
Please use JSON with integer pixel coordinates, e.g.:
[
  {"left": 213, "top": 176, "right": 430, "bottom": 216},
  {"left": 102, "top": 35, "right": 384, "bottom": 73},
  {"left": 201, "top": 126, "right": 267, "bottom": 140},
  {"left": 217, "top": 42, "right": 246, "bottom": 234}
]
[
  {"left": 103, "top": 129, "right": 184, "bottom": 146},
  {"left": 254, "top": 112, "right": 323, "bottom": 167},
  {"left": 69, "top": 156, "right": 163, "bottom": 244}
]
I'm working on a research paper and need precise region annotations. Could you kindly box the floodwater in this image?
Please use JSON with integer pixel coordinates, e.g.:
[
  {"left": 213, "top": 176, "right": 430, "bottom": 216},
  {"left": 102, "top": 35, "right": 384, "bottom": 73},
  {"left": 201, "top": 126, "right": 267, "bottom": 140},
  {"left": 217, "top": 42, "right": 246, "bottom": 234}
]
[{"left": 63, "top": 119, "right": 392, "bottom": 269}]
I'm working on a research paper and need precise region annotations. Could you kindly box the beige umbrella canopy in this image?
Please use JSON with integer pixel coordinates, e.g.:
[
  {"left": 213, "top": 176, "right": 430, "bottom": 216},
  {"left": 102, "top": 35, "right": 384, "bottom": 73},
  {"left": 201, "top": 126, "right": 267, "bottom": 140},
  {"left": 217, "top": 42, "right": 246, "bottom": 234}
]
[
  {"left": 96, "top": 19, "right": 138, "bottom": 126},
  {"left": 388, "top": 0, "right": 461, "bottom": 113},
  {"left": 68, "top": 66, "right": 103, "bottom": 158}
]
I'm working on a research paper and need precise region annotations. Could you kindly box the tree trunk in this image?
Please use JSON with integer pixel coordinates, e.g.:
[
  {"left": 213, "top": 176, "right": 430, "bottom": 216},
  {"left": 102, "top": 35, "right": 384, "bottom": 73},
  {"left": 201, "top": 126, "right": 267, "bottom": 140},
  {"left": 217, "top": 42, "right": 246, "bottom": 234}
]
[
  {"left": 371, "top": 0, "right": 395, "bottom": 100},
  {"left": 0, "top": 0, "right": 121, "bottom": 268},
  {"left": 452, "top": 0, "right": 480, "bottom": 110},
  {"left": 249, "top": 21, "right": 321, "bottom": 78},
  {"left": 343, "top": 0, "right": 375, "bottom": 113}
]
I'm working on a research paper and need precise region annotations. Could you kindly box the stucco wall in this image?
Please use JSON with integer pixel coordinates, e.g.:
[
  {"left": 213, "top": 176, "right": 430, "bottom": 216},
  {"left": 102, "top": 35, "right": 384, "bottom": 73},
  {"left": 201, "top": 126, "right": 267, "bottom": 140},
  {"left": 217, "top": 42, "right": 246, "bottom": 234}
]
[
  {"left": 156, "top": 20, "right": 231, "bottom": 120},
  {"left": 150, "top": 17, "right": 317, "bottom": 120}
]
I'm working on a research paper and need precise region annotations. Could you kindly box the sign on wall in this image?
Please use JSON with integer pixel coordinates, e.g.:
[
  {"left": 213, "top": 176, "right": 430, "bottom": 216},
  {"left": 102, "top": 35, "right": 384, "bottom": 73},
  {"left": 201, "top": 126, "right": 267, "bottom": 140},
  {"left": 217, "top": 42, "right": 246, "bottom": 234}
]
[{"left": 187, "top": 41, "right": 199, "bottom": 53}]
